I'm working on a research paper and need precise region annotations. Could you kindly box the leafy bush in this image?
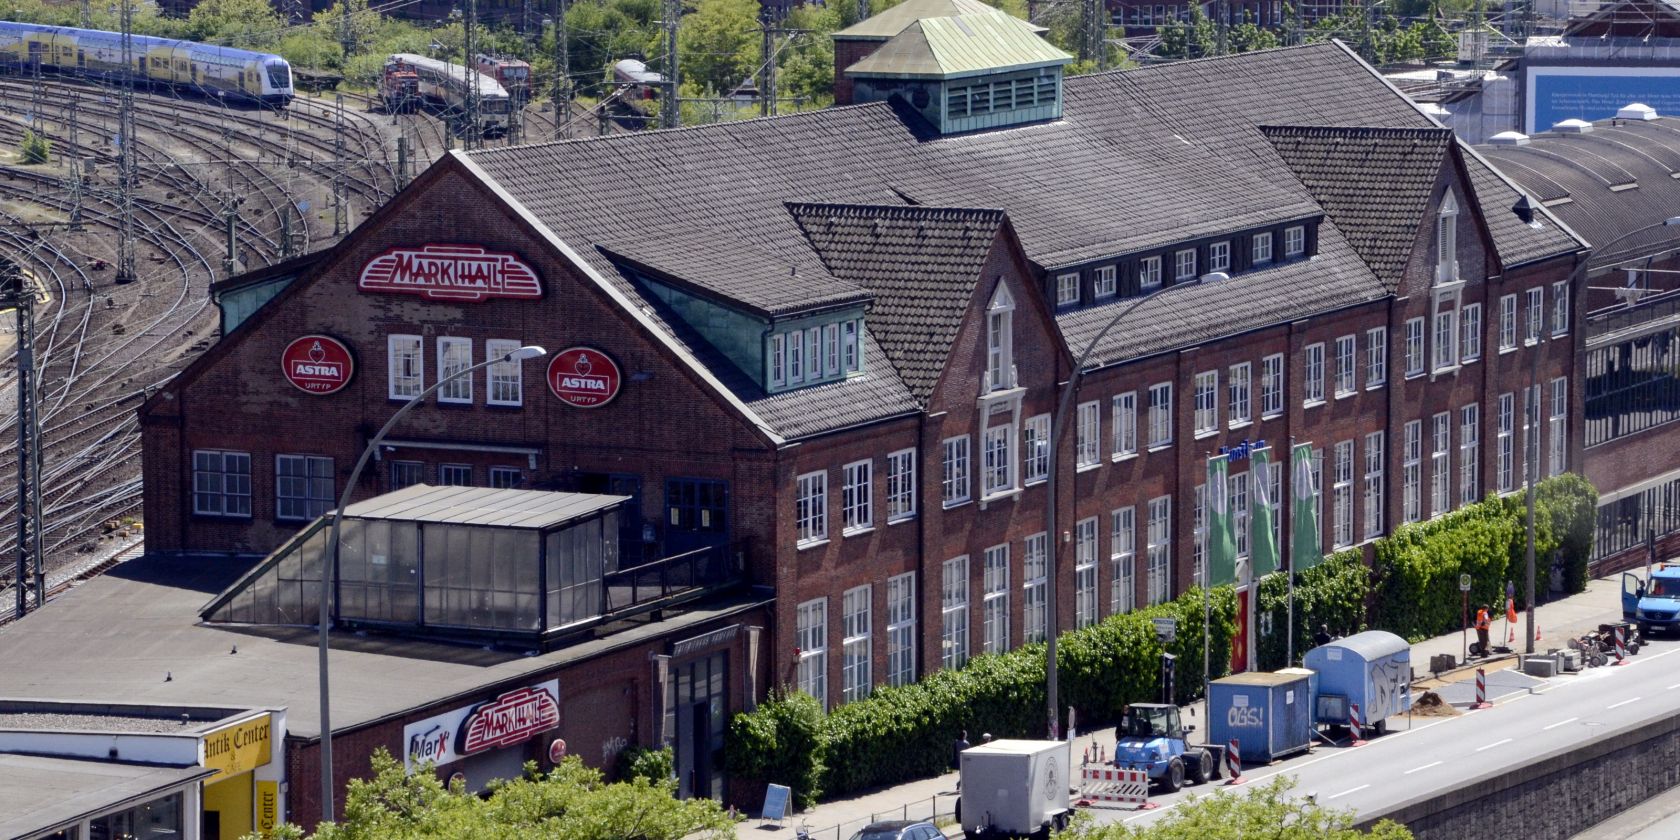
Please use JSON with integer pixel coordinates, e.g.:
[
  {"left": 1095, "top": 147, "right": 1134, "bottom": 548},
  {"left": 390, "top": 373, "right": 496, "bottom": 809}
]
[
  {"left": 1256, "top": 551, "right": 1371, "bottom": 670},
  {"left": 614, "top": 746, "right": 673, "bottom": 785},
  {"left": 723, "top": 690, "right": 826, "bottom": 810},
  {"left": 1538, "top": 472, "right": 1598, "bottom": 594},
  {"left": 17, "top": 130, "right": 49, "bottom": 165}
]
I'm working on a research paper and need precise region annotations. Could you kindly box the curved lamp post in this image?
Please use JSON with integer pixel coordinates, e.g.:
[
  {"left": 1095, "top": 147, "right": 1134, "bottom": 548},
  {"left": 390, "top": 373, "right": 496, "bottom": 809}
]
[
  {"left": 317, "top": 344, "right": 547, "bottom": 823},
  {"left": 1521, "top": 214, "right": 1679, "bottom": 653}
]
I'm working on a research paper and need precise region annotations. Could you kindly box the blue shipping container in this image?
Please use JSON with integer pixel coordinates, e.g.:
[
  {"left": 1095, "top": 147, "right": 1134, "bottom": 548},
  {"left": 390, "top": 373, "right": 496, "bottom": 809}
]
[
  {"left": 1302, "top": 630, "right": 1413, "bottom": 730},
  {"left": 1207, "top": 671, "right": 1314, "bottom": 764}
]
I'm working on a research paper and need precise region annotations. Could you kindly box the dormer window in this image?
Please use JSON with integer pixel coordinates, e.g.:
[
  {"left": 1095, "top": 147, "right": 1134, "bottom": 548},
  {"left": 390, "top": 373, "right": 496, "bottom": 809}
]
[
  {"left": 1094, "top": 265, "right": 1117, "bottom": 299},
  {"left": 766, "top": 316, "right": 865, "bottom": 392},
  {"left": 842, "top": 321, "right": 860, "bottom": 372},
  {"left": 1056, "top": 272, "right": 1079, "bottom": 307},
  {"left": 1252, "top": 232, "right": 1273, "bottom": 264},
  {"left": 1285, "top": 226, "right": 1305, "bottom": 258},
  {"left": 1140, "top": 257, "right": 1163, "bottom": 291},
  {"left": 1209, "top": 242, "right": 1231, "bottom": 273},
  {"left": 987, "top": 283, "right": 1015, "bottom": 392},
  {"left": 1436, "top": 189, "right": 1459, "bottom": 285},
  {"left": 1174, "top": 249, "right": 1197, "bottom": 282}
]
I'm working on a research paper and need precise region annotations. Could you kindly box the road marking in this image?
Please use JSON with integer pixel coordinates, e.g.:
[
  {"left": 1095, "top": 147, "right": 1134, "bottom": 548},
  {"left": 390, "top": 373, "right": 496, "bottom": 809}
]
[
  {"left": 1542, "top": 716, "right": 1579, "bottom": 731},
  {"left": 1328, "top": 784, "right": 1370, "bottom": 800},
  {"left": 1475, "top": 738, "right": 1513, "bottom": 752},
  {"left": 1403, "top": 761, "right": 1442, "bottom": 775},
  {"left": 1608, "top": 696, "right": 1642, "bottom": 710}
]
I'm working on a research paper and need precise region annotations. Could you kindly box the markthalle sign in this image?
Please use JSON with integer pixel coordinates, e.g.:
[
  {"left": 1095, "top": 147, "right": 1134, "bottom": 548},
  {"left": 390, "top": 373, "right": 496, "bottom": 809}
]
[
  {"left": 358, "top": 244, "right": 543, "bottom": 303},
  {"left": 401, "top": 679, "right": 561, "bottom": 771}
]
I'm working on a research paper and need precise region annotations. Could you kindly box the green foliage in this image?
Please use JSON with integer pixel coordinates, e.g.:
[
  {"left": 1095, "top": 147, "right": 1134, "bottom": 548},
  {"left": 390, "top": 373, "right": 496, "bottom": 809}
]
[
  {"left": 1538, "top": 472, "right": 1598, "bottom": 594},
  {"left": 1256, "top": 551, "right": 1372, "bottom": 670},
  {"left": 615, "top": 746, "right": 674, "bottom": 784},
  {"left": 17, "top": 129, "right": 50, "bottom": 165},
  {"left": 728, "top": 588, "right": 1237, "bottom": 804},
  {"left": 251, "top": 749, "right": 732, "bottom": 840},
  {"left": 185, "top": 0, "right": 284, "bottom": 48},
  {"left": 1062, "top": 776, "right": 1413, "bottom": 839},
  {"left": 779, "top": 3, "right": 840, "bottom": 107},
  {"left": 679, "top": 0, "right": 761, "bottom": 95}
]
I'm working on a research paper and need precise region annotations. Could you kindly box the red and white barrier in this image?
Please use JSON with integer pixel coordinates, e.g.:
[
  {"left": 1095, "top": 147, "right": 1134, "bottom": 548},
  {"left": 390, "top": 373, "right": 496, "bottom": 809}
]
[
  {"left": 1614, "top": 626, "right": 1628, "bottom": 665},
  {"left": 1349, "top": 703, "right": 1368, "bottom": 746},
  {"left": 1223, "top": 738, "right": 1243, "bottom": 785},
  {"left": 1472, "top": 668, "right": 1492, "bottom": 710},
  {"left": 1079, "top": 765, "right": 1155, "bottom": 810}
]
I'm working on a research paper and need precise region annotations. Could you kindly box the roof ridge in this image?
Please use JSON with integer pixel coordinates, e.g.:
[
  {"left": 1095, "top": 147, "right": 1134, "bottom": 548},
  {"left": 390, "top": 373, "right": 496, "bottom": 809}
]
[
  {"left": 786, "top": 201, "right": 1009, "bottom": 222},
  {"left": 466, "top": 100, "right": 903, "bottom": 157},
  {"left": 1260, "top": 124, "right": 1453, "bottom": 138}
]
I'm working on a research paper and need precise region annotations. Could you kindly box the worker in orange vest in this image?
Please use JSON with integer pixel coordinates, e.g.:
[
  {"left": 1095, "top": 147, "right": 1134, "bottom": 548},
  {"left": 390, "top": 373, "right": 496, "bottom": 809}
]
[{"left": 1475, "top": 605, "right": 1492, "bottom": 656}]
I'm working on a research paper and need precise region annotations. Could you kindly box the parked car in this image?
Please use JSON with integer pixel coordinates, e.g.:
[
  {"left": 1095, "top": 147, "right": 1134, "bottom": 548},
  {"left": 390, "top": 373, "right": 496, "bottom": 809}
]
[{"left": 846, "top": 820, "right": 943, "bottom": 840}]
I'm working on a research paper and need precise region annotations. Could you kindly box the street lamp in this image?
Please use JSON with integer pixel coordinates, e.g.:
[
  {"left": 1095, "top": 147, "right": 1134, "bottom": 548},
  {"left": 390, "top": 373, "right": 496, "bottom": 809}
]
[
  {"left": 1520, "top": 212, "right": 1680, "bottom": 654},
  {"left": 317, "top": 344, "right": 546, "bottom": 823},
  {"left": 1045, "top": 294, "right": 1157, "bottom": 739}
]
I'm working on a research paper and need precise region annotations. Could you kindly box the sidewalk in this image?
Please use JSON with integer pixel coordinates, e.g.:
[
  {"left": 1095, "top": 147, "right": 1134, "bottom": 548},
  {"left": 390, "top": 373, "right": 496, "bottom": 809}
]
[{"left": 741, "top": 572, "right": 1638, "bottom": 840}]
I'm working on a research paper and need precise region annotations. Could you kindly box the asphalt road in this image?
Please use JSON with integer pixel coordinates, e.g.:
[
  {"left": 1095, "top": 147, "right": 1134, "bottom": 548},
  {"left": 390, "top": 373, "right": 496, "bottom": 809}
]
[{"left": 1082, "top": 633, "right": 1680, "bottom": 828}]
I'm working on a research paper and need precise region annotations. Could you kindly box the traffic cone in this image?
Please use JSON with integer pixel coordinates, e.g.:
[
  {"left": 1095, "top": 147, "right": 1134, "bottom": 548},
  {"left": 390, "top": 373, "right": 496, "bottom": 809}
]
[{"left": 1083, "top": 746, "right": 1090, "bottom": 766}]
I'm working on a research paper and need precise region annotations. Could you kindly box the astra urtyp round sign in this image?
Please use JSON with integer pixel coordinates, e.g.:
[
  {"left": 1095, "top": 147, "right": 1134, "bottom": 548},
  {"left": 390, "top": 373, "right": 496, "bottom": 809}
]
[
  {"left": 281, "top": 335, "right": 354, "bottom": 395},
  {"left": 547, "top": 347, "right": 621, "bottom": 408}
]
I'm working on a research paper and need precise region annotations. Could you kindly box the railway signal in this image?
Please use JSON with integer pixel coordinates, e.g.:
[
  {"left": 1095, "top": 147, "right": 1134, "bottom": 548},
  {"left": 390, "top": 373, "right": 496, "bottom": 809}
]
[{"left": 0, "top": 260, "right": 44, "bottom": 619}]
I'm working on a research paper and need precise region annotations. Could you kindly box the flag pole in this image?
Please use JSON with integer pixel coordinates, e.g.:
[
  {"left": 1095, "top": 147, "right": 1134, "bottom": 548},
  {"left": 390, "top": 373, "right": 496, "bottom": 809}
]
[{"left": 1286, "top": 437, "right": 1295, "bottom": 668}]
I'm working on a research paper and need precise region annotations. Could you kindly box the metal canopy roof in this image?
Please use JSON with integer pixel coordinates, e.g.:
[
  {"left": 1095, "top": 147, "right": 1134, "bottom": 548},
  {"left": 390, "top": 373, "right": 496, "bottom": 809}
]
[
  {"left": 846, "top": 10, "right": 1071, "bottom": 80},
  {"left": 834, "top": 0, "right": 1046, "bottom": 40},
  {"left": 343, "top": 484, "right": 628, "bottom": 530}
]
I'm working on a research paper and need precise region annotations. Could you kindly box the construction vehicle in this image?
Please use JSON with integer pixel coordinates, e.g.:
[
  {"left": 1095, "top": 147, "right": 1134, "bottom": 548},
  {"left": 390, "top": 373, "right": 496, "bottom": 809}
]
[{"left": 1112, "top": 704, "right": 1223, "bottom": 792}]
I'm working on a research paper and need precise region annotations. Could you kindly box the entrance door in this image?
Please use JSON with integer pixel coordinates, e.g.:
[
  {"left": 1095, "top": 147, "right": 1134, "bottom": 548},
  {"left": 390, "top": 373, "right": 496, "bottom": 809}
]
[
  {"left": 670, "top": 652, "right": 727, "bottom": 800},
  {"left": 664, "top": 479, "right": 727, "bottom": 558}
]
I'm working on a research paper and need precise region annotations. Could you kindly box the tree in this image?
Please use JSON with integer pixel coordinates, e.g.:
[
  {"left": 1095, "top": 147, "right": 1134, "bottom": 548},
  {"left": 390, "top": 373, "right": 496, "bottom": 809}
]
[
  {"left": 679, "top": 0, "right": 761, "bottom": 95},
  {"left": 778, "top": 2, "right": 839, "bottom": 108},
  {"left": 17, "top": 129, "right": 50, "bottom": 165},
  {"left": 252, "top": 749, "right": 734, "bottom": 840},
  {"left": 313, "top": 0, "right": 380, "bottom": 67},
  {"left": 1063, "top": 776, "right": 1415, "bottom": 840},
  {"left": 186, "top": 0, "right": 285, "bottom": 48}
]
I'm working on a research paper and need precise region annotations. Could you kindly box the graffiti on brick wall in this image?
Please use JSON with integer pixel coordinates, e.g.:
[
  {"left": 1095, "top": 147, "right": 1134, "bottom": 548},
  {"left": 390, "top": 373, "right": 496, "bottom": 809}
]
[{"left": 602, "top": 735, "right": 629, "bottom": 765}]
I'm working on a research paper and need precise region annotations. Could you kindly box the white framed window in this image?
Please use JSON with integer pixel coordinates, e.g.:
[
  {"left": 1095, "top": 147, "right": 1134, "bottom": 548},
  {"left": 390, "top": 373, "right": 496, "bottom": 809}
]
[
  {"left": 983, "top": 424, "right": 1015, "bottom": 496},
  {"left": 1146, "top": 497, "right": 1171, "bottom": 605},
  {"left": 1499, "top": 294, "right": 1518, "bottom": 351},
  {"left": 1230, "top": 471, "right": 1250, "bottom": 559},
  {"left": 1057, "top": 272, "right": 1080, "bottom": 307},
  {"left": 1497, "top": 393, "right": 1515, "bottom": 492},
  {"left": 1111, "top": 507, "right": 1136, "bottom": 615},
  {"left": 1024, "top": 533, "right": 1048, "bottom": 643},
  {"left": 390, "top": 460, "right": 424, "bottom": 490},
  {"left": 886, "top": 448, "right": 917, "bottom": 522},
  {"left": 1284, "top": 225, "right": 1305, "bottom": 258},
  {"left": 1194, "top": 371, "right": 1219, "bottom": 435},
  {"left": 1526, "top": 287, "right": 1544, "bottom": 344},
  {"left": 1208, "top": 241, "right": 1231, "bottom": 273},
  {"left": 1094, "top": 265, "right": 1118, "bottom": 299},
  {"left": 1333, "top": 440, "right": 1354, "bottom": 548},
  {"left": 841, "top": 586, "right": 872, "bottom": 703},
  {"left": 842, "top": 460, "right": 873, "bottom": 534},
  {"left": 193, "top": 450, "right": 252, "bottom": 517},
  {"left": 1434, "top": 297, "right": 1459, "bottom": 372},
  {"left": 797, "top": 598, "right": 828, "bottom": 708},
  {"left": 1523, "top": 385, "right": 1540, "bottom": 483},
  {"left": 1304, "top": 343, "right": 1325, "bottom": 404},
  {"left": 1549, "top": 377, "right": 1567, "bottom": 476},
  {"left": 1461, "top": 303, "right": 1482, "bottom": 362},
  {"left": 1460, "top": 404, "right": 1480, "bottom": 505},
  {"left": 1024, "top": 415, "right": 1050, "bottom": 484},
  {"left": 1431, "top": 412, "right": 1451, "bottom": 516},
  {"left": 1402, "top": 421, "right": 1421, "bottom": 524},
  {"left": 1551, "top": 282, "right": 1569, "bottom": 336},
  {"left": 796, "top": 471, "right": 828, "bottom": 546},
  {"left": 1075, "top": 517, "right": 1099, "bottom": 628},
  {"left": 1077, "top": 401, "right": 1101, "bottom": 467},
  {"left": 1175, "top": 248, "right": 1197, "bottom": 281},
  {"left": 941, "top": 556, "right": 970, "bottom": 670},
  {"left": 489, "top": 466, "right": 522, "bottom": 489},
  {"left": 1148, "top": 383, "right": 1173, "bottom": 447},
  {"left": 1140, "top": 257, "right": 1163, "bottom": 291},
  {"left": 824, "top": 324, "right": 841, "bottom": 377},
  {"left": 1311, "top": 447, "right": 1325, "bottom": 537},
  {"left": 438, "top": 463, "right": 472, "bottom": 486},
  {"left": 942, "top": 436, "right": 971, "bottom": 506},
  {"left": 1363, "top": 431, "right": 1384, "bottom": 539},
  {"left": 485, "top": 339, "right": 524, "bottom": 405},
  {"left": 1261, "top": 354, "right": 1284, "bottom": 417},
  {"left": 1112, "top": 393, "right": 1137, "bottom": 457},
  {"left": 1365, "top": 327, "right": 1387, "bottom": 387},
  {"left": 387, "top": 334, "right": 423, "bottom": 399},
  {"left": 1269, "top": 456, "right": 1283, "bottom": 548},
  {"left": 1334, "top": 335, "right": 1357, "bottom": 397},
  {"left": 807, "top": 328, "right": 822, "bottom": 381},
  {"left": 437, "top": 337, "right": 472, "bottom": 403},
  {"left": 1404, "top": 317, "right": 1425, "bottom": 377},
  {"left": 1436, "top": 189, "right": 1459, "bottom": 284},
  {"left": 983, "top": 545, "right": 1010, "bottom": 653},
  {"left": 987, "top": 285, "right": 1014, "bottom": 392},
  {"left": 276, "top": 454, "right": 333, "bottom": 521},
  {"left": 787, "top": 329, "right": 805, "bottom": 384},
  {"left": 1193, "top": 483, "right": 1206, "bottom": 585},
  {"left": 886, "top": 573, "right": 916, "bottom": 688},
  {"left": 843, "top": 320, "right": 861, "bottom": 373},
  {"left": 1228, "top": 363, "right": 1251, "bottom": 427},
  {"left": 1252, "top": 231, "right": 1273, "bottom": 264}
]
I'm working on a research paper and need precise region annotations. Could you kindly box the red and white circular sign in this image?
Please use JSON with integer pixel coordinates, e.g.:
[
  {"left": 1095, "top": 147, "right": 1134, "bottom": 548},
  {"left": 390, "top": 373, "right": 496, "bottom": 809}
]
[
  {"left": 280, "top": 335, "right": 354, "bottom": 395},
  {"left": 548, "top": 738, "right": 567, "bottom": 763},
  {"left": 547, "top": 347, "right": 621, "bottom": 408}
]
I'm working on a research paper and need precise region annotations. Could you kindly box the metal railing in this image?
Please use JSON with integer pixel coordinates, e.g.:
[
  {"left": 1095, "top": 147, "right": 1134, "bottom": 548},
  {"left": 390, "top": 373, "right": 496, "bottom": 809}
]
[
  {"left": 603, "top": 540, "right": 743, "bottom": 613},
  {"left": 1585, "top": 287, "right": 1680, "bottom": 345}
]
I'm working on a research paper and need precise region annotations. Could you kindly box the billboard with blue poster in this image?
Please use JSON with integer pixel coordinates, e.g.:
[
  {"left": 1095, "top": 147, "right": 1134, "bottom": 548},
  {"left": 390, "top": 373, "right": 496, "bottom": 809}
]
[{"left": 1526, "top": 66, "right": 1680, "bottom": 132}]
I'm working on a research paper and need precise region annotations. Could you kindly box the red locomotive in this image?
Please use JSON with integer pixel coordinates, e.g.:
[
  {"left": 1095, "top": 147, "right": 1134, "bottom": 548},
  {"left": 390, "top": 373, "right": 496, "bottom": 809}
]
[
  {"left": 475, "top": 54, "right": 531, "bottom": 103},
  {"left": 381, "top": 57, "right": 420, "bottom": 114}
]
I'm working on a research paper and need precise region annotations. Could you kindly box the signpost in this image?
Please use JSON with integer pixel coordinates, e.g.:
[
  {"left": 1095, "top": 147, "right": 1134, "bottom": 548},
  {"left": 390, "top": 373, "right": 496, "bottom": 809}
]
[
  {"left": 761, "top": 783, "right": 791, "bottom": 825},
  {"left": 1460, "top": 573, "right": 1473, "bottom": 665}
]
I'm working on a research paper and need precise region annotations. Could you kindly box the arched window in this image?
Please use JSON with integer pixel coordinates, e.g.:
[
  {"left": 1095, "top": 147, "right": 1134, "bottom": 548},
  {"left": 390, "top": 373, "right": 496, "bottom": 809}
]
[
  {"left": 986, "top": 282, "right": 1015, "bottom": 393},
  {"left": 1436, "top": 189, "right": 1460, "bottom": 285}
]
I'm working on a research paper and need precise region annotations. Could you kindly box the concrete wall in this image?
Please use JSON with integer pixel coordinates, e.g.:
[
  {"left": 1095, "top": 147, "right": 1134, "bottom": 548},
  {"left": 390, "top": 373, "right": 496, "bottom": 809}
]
[{"left": 1359, "top": 704, "right": 1680, "bottom": 840}]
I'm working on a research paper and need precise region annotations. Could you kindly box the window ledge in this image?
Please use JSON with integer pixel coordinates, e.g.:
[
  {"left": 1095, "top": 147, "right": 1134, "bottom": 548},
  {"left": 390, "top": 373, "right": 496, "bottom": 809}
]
[
  {"left": 1334, "top": 390, "right": 1357, "bottom": 400},
  {"left": 1194, "top": 429, "right": 1219, "bottom": 440},
  {"left": 1228, "top": 420, "right": 1252, "bottom": 432},
  {"left": 1111, "top": 452, "right": 1138, "bottom": 463},
  {"left": 1303, "top": 399, "right": 1326, "bottom": 409},
  {"left": 1499, "top": 346, "right": 1519, "bottom": 355},
  {"left": 797, "top": 539, "right": 830, "bottom": 551},
  {"left": 981, "top": 489, "right": 1022, "bottom": 509},
  {"left": 887, "top": 514, "right": 917, "bottom": 526},
  {"left": 1461, "top": 356, "right": 1481, "bottom": 365},
  {"left": 943, "top": 499, "right": 973, "bottom": 511},
  {"left": 1404, "top": 371, "right": 1426, "bottom": 380},
  {"left": 1366, "top": 381, "right": 1386, "bottom": 391},
  {"left": 1552, "top": 331, "right": 1569, "bottom": 339},
  {"left": 1147, "top": 442, "right": 1174, "bottom": 452},
  {"left": 1077, "top": 462, "right": 1103, "bottom": 473},
  {"left": 1432, "top": 365, "right": 1460, "bottom": 379},
  {"left": 1261, "top": 411, "right": 1284, "bottom": 421},
  {"left": 1025, "top": 476, "right": 1047, "bottom": 487},
  {"left": 842, "top": 526, "right": 875, "bottom": 538}
]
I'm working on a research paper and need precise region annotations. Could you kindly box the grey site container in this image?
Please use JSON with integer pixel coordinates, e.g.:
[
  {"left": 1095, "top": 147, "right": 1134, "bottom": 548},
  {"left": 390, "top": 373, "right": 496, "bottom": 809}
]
[
  {"left": 1302, "top": 630, "right": 1414, "bottom": 730},
  {"left": 1208, "top": 671, "right": 1314, "bottom": 763},
  {"left": 958, "top": 739, "right": 1071, "bottom": 837}
]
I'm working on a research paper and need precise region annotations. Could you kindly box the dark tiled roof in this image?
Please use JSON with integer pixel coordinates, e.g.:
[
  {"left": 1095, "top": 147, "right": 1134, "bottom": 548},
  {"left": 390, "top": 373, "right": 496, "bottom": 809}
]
[
  {"left": 597, "top": 228, "right": 868, "bottom": 318},
  {"left": 789, "top": 203, "right": 1006, "bottom": 403},
  {"left": 1478, "top": 118, "right": 1680, "bottom": 268},
  {"left": 1263, "top": 125, "right": 1453, "bottom": 289}
]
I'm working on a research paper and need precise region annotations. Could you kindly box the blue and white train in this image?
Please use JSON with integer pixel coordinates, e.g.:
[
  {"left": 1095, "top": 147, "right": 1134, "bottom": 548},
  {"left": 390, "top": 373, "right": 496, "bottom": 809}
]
[{"left": 0, "top": 21, "right": 294, "bottom": 106}]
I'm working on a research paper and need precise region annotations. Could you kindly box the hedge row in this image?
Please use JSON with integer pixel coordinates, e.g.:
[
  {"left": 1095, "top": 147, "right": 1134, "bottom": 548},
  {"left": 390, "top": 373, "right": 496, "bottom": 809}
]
[
  {"left": 1255, "top": 550, "right": 1372, "bottom": 671},
  {"left": 1370, "top": 474, "right": 1598, "bottom": 642},
  {"left": 726, "top": 587, "right": 1238, "bottom": 806}
]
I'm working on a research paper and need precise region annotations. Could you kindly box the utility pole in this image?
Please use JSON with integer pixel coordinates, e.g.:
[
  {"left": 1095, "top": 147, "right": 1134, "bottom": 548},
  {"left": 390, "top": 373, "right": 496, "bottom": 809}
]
[
  {"left": 463, "top": 0, "right": 481, "bottom": 150},
  {"left": 857, "top": 0, "right": 868, "bottom": 23},
  {"left": 116, "top": 0, "right": 137, "bottom": 286},
  {"left": 3, "top": 262, "right": 43, "bottom": 619},
  {"left": 396, "top": 135, "right": 409, "bottom": 190},
  {"left": 222, "top": 192, "right": 239, "bottom": 279},
  {"left": 333, "top": 93, "right": 347, "bottom": 236},
  {"left": 67, "top": 93, "right": 83, "bottom": 232},
  {"left": 551, "top": 0, "right": 570, "bottom": 140},
  {"left": 1218, "top": 0, "right": 1230, "bottom": 54},
  {"left": 79, "top": 0, "right": 90, "bottom": 27},
  {"left": 661, "top": 0, "right": 680, "bottom": 129},
  {"left": 1078, "top": 0, "right": 1094, "bottom": 61},
  {"left": 759, "top": 8, "right": 775, "bottom": 117}
]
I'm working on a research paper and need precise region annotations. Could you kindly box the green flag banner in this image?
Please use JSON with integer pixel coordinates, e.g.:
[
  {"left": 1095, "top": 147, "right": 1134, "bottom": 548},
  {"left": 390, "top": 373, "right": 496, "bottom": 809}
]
[
  {"left": 1207, "top": 454, "right": 1236, "bottom": 587},
  {"left": 1291, "top": 443, "right": 1323, "bottom": 571},
  {"left": 1250, "top": 447, "right": 1280, "bottom": 577}
]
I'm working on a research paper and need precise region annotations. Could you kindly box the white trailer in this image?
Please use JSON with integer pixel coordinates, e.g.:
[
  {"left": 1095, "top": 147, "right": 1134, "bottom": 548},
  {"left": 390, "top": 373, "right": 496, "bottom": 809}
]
[{"left": 956, "top": 739, "right": 1071, "bottom": 839}]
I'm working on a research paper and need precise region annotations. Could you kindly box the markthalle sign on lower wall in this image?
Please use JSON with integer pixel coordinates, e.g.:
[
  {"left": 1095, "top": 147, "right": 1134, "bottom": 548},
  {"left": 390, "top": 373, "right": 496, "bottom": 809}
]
[
  {"left": 402, "top": 679, "right": 561, "bottom": 770},
  {"left": 359, "top": 244, "right": 544, "bottom": 302}
]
